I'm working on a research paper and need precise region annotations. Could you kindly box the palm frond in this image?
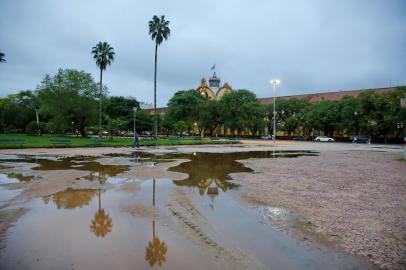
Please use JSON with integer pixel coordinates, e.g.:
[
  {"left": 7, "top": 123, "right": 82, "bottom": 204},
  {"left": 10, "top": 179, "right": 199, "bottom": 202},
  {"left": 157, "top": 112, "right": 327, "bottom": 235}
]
[
  {"left": 148, "top": 15, "right": 171, "bottom": 46},
  {"left": 91, "top": 42, "right": 115, "bottom": 70},
  {"left": 0, "top": 51, "right": 6, "bottom": 63}
]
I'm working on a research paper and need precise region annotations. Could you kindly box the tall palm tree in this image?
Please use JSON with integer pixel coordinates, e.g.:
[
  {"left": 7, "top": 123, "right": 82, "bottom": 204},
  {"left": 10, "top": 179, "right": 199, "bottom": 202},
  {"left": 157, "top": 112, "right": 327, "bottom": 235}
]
[
  {"left": 91, "top": 42, "right": 115, "bottom": 137},
  {"left": 0, "top": 51, "right": 6, "bottom": 63},
  {"left": 148, "top": 15, "right": 170, "bottom": 139}
]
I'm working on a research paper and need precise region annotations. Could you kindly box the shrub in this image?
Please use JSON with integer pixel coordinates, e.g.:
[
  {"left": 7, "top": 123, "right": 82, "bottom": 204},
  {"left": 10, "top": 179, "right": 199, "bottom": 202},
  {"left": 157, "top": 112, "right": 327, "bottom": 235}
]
[{"left": 26, "top": 121, "right": 46, "bottom": 136}]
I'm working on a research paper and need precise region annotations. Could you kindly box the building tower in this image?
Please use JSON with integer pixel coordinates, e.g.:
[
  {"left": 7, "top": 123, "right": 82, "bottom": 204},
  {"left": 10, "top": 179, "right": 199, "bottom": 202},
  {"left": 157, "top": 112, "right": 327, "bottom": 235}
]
[{"left": 209, "top": 72, "right": 220, "bottom": 91}]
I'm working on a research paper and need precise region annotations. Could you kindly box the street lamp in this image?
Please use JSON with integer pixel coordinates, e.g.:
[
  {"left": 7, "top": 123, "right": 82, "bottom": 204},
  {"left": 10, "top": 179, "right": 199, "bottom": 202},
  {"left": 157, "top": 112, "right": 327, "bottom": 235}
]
[
  {"left": 270, "top": 79, "right": 281, "bottom": 144},
  {"left": 133, "top": 107, "right": 138, "bottom": 147}
]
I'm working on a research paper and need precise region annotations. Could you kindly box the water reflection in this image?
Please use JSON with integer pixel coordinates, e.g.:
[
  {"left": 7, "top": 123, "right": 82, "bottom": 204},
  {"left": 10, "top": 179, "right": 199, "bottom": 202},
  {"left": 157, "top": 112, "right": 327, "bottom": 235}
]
[
  {"left": 168, "top": 151, "right": 317, "bottom": 198},
  {"left": 145, "top": 178, "right": 167, "bottom": 267},
  {"left": 169, "top": 152, "right": 246, "bottom": 199},
  {"left": 90, "top": 189, "right": 113, "bottom": 238},
  {"left": 145, "top": 220, "right": 167, "bottom": 267},
  {"left": 0, "top": 156, "right": 129, "bottom": 177},
  {"left": 43, "top": 188, "right": 97, "bottom": 209},
  {"left": 84, "top": 171, "right": 108, "bottom": 184},
  {"left": 7, "top": 172, "right": 35, "bottom": 182}
]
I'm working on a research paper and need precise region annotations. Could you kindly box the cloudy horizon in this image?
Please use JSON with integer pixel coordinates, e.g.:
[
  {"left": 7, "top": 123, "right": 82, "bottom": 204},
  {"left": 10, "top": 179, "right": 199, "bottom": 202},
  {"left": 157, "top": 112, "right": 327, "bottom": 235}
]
[{"left": 1, "top": 0, "right": 405, "bottom": 106}]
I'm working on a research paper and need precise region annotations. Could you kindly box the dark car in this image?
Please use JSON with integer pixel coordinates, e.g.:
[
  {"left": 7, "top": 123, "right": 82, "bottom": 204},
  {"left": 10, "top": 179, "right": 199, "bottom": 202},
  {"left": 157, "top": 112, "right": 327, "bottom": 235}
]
[
  {"left": 352, "top": 136, "right": 371, "bottom": 144},
  {"left": 292, "top": 136, "right": 308, "bottom": 141}
]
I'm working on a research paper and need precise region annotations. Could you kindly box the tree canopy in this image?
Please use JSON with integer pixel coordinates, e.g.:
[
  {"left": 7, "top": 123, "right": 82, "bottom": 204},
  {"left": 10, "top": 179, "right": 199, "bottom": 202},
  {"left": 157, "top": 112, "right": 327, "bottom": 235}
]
[{"left": 37, "top": 69, "right": 100, "bottom": 136}]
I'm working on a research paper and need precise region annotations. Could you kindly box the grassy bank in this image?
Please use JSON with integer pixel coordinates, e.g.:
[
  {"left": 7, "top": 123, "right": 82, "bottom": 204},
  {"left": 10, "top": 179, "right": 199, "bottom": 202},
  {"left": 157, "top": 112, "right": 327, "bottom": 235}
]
[{"left": 0, "top": 134, "right": 236, "bottom": 149}]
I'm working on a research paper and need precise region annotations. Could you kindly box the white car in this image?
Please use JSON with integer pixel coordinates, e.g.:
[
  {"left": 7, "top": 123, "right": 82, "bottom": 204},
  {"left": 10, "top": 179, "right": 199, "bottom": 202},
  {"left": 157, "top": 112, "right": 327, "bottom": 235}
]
[{"left": 314, "top": 136, "right": 335, "bottom": 142}]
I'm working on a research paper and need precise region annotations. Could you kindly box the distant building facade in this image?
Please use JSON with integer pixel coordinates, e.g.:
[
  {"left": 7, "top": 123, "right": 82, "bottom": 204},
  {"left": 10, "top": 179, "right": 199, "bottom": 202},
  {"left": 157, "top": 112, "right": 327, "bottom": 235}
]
[{"left": 196, "top": 72, "right": 232, "bottom": 100}]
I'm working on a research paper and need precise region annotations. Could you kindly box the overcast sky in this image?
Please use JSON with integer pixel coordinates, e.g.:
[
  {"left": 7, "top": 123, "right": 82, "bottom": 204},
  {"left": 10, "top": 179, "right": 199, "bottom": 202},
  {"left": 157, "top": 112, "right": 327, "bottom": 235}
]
[{"left": 1, "top": 0, "right": 405, "bottom": 106}]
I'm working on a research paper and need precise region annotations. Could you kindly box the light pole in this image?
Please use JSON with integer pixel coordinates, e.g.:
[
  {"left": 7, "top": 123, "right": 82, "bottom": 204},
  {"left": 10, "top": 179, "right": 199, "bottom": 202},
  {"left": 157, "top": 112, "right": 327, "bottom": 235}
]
[
  {"left": 133, "top": 107, "right": 137, "bottom": 147},
  {"left": 270, "top": 80, "right": 280, "bottom": 144}
]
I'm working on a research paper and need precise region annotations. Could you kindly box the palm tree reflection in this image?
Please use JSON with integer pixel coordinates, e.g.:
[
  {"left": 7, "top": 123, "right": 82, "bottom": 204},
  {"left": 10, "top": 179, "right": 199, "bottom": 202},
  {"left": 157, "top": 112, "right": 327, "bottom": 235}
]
[
  {"left": 145, "top": 220, "right": 167, "bottom": 266},
  {"left": 90, "top": 189, "right": 113, "bottom": 238},
  {"left": 145, "top": 179, "right": 168, "bottom": 266}
]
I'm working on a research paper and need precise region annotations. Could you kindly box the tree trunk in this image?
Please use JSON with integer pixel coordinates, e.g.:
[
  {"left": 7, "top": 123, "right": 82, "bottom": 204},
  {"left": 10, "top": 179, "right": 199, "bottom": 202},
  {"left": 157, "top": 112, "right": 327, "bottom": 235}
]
[
  {"left": 79, "top": 125, "right": 86, "bottom": 137},
  {"left": 154, "top": 42, "right": 158, "bottom": 140},
  {"left": 35, "top": 109, "right": 40, "bottom": 136},
  {"left": 99, "top": 68, "right": 103, "bottom": 138}
]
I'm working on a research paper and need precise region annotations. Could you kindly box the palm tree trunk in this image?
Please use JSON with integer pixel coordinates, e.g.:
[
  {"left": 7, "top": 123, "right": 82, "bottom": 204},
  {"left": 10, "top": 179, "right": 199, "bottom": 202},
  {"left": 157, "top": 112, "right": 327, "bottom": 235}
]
[
  {"left": 98, "top": 189, "right": 101, "bottom": 211},
  {"left": 152, "top": 220, "right": 156, "bottom": 239},
  {"left": 154, "top": 42, "right": 158, "bottom": 140},
  {"left": 35, "top": 109, "right": 40, "bottom": 135},
  {"left": 152, "top": 179, "right": 156, "bottom": 207},
  {"left": 99, "top": 68, "right": 103, "bottom": 138}
]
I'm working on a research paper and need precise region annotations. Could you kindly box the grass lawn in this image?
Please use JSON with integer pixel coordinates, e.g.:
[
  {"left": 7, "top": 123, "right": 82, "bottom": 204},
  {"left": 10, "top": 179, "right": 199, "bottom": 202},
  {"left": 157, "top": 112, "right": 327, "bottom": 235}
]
[{"left": 0, "top": 134, "right": 236, "bottom": 149}]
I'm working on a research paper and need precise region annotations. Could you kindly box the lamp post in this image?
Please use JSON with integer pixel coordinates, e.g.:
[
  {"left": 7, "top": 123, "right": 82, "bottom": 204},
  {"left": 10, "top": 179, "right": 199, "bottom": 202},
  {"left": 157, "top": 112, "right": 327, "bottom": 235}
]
[
  {"left": 133, "top": 107, "right": 137, "bottom": 147},
  {"left": 270, "top": 80, "right": 280, "bottom": 144}
]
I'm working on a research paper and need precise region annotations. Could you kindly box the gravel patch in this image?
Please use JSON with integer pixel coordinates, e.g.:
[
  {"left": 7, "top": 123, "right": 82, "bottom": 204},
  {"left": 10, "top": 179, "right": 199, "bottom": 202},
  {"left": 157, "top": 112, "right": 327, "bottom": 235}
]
[{"left": 235, "top": 150, "right": 406, "bottom": 270}]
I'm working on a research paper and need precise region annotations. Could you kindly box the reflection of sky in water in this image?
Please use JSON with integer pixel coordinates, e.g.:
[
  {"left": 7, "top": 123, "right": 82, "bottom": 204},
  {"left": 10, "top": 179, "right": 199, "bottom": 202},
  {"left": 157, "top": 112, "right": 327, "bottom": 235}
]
[
  {"left": 260, "top": 206, "right": 291, "bottom": 222},
  {"left": 0, "top": 173, "right": 19, "bottom": 184},
  {"left": 0, "top": 174, "right": 23, "bottom": 202}
]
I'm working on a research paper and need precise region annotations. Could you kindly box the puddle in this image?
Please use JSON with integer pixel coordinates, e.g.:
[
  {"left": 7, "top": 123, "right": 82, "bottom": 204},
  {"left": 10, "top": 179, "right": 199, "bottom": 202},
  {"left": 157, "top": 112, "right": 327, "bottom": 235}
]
[{"left": 0, "top": 151, "right": 378, "bottom": 270}]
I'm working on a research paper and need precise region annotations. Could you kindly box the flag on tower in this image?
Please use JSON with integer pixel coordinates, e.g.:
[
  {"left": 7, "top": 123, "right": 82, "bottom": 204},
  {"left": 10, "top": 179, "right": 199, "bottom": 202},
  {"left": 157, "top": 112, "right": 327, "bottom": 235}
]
[{"left": 211, "top": 64, "right": 215, "bottom": 70}]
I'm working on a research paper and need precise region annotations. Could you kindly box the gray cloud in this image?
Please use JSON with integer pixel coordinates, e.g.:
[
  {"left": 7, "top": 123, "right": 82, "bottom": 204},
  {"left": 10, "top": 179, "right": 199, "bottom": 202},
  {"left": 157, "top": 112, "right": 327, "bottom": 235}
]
[{"left": 1, "top": 0, "right": 405, "bottom": 106}]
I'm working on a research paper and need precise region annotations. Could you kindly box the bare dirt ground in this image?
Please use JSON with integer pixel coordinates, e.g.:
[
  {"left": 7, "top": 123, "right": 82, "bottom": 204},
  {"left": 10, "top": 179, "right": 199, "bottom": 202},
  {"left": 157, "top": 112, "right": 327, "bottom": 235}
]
[
  {"left": 1, "top": 142, "right": 405, "bottom": 269},
  {"left": 233, "top": 142, "right": 406, "bottom": 270}
]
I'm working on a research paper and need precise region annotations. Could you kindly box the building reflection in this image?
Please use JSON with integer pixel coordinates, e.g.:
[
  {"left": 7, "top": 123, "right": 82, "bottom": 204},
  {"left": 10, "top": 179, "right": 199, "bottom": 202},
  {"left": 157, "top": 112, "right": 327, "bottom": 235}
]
[
  {"left": 170, "top": 152, "right": 241, "bottom": 206},
  {"left": 145, "top": 179, "right": 168, "bottom": 266},
  {"left": 84, "top": 171, "right": 108, "bottom": 184},
  {"left": 90, "top": 189, "right": 113, "bottom": 238},
  {"left": 43, "top": 188, "right": 97, "bottom": 209}
]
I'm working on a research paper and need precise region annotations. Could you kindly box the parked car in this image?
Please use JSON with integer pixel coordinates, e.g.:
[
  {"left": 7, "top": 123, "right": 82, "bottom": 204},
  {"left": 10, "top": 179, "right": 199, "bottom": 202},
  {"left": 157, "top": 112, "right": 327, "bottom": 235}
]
[
  {"left": 352, "top": 135, "right": 371, "bottom": 144},
  {"left": 261, "top": 135, "right": 275, "bottom": 140},
  {"left": 314, "top": 136, "right": 335, "bottom": 142},
  {"left": 292, "top": 136, "right": 308, "bottom": 141}
]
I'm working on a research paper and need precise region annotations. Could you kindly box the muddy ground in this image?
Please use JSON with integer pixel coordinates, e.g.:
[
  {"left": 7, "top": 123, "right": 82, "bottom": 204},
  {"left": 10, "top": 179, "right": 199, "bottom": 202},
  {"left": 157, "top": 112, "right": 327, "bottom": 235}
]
[{"left": 0, "top": 141, "right": 405, "bottom": 269}]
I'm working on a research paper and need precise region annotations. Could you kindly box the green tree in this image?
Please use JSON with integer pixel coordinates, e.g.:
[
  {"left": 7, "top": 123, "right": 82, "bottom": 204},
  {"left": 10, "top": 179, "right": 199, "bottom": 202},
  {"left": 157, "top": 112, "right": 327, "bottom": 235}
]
[
  {"left": 104, "top": 96, "right": 139, "bottom": 133},
  {"left": 338, "top": 95, "right": 362, "bottom": 135},
  {"left": 148, "top": 15, "right": 171, "bottom": 139},
  {"left": 248, "top": 104, "right": 267, "bottom": 136},
  {"left": 173, "top": 121, "right": 188, "bottom": 136},
  {"left": 270, "top": 98, "right": 310, "bottom": 137},
  {"left": 197, "top": 99, "right": 221, "bottom": 137},
  {"left": 219, "top": 90, "right": 265, "bottom": 135},
  {"left": 0, "top": 94, "right": 34, "bottom": 133},
  {"left": 166, "top": 90, "right": 206, "bottom": 131},
  {"left": 37, "top": 69, "right": 100, "bottom": 136},
  {"left": 92, "top": 42, "right": 115, "bottom": 136},
  {"left": 0, "top": 50, "right": 6, "bottom": 63},
  {"left": 135, "top": 109, "right": 154, "bottom": 134},
  {"left": 303, "top": 100, "right": 340, "bottom": 136},
  {"left": 358, "top": 88, "right": 406, "bottom": 142},
  {"left": 14, "top": 90, "right": 41, "bottom": 125}
]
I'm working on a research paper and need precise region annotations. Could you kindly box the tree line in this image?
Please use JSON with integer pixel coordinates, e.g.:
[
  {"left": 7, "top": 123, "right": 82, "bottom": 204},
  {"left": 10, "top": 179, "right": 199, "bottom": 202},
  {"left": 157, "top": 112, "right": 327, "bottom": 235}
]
[
  {"left": 162, "top": 87, "right": 406, "bottom": 142},
  {"left": 0, "top": 69, "right": 153, "bottom": 136},
  {"left": 1, "top": 69, "right": 405, "bottom": 143}
]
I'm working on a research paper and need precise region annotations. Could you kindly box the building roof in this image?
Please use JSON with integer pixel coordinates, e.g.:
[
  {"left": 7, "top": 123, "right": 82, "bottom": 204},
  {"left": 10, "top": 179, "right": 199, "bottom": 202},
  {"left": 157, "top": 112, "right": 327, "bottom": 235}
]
[{"left": 258, "top": 87, "right": 396, "bottom": 105}]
